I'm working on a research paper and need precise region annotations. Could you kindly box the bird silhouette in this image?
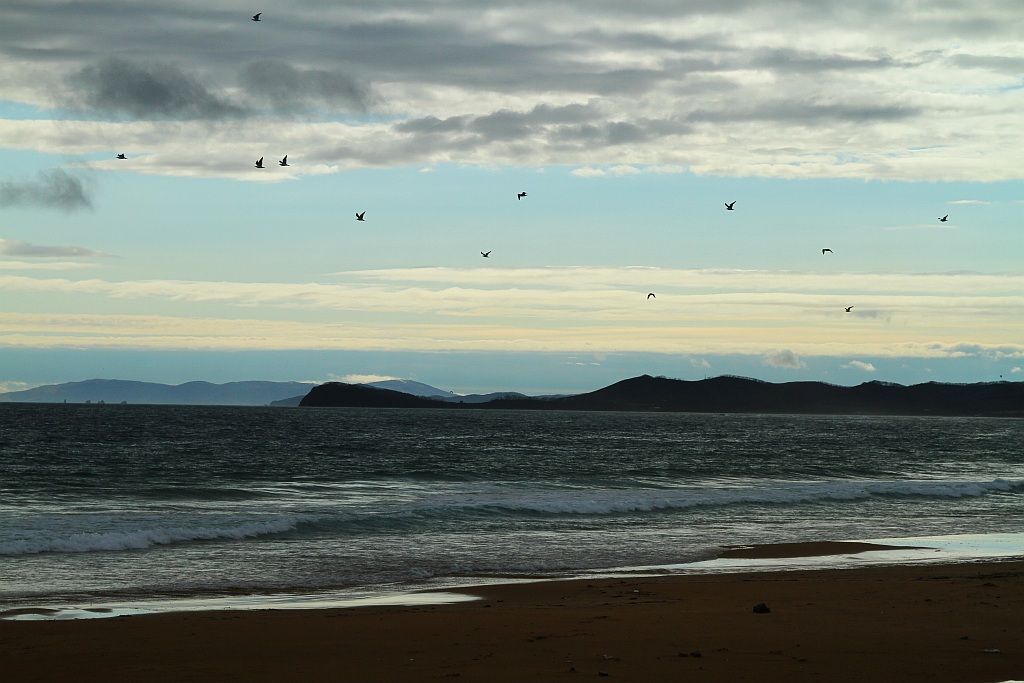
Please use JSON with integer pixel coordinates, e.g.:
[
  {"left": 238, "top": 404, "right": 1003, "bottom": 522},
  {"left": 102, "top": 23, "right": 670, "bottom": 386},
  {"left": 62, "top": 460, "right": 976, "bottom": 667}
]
[
  {"left": 517, "top": 192, "right": 527, "bottom": 200},
  {"left": 255, "top": 157, "right": 264, "bottom": 168},
  {"left": 116, "top": 153, "right": 126, "bottom": 159},
  {"left": 278, "top": 155, "right": 289, "bottom": 166},
  {"left": 725, "top": 201, "right": 736, "bottom": 210},
  {"left": 939, "top": 215, "right": 949, "bottom": 222},
  {"left": 647, "top": 293, "right": 656, "bottom": 299},
  {"left": 822, "top": 248, "right": 832, "bottom": 254},
  {"left": 481, "top": 251, "right": 490, "bottom": 258},
  {"left": 845, "top": 306, "right": 854, "bottom": 312},
  {"left": 355, "top": 211, "right": 365, "bottom": 221},
  {"left": 252, "top": 12, "right": 261, "bottom": 21}
]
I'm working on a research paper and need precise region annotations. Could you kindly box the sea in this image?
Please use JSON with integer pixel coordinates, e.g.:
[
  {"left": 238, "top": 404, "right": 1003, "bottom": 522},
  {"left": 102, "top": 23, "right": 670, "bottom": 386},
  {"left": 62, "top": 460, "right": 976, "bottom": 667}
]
[{"left": 2, "top": 403, "right": 1022, "bottom": 619}]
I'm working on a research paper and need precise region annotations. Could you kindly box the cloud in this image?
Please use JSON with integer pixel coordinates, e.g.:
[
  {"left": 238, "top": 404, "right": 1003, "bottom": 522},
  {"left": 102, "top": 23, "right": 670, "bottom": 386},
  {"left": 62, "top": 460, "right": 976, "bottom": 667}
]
[
  {"left": 0, "top": 261, "right": 99, "bottom": 271},
  {"left": 1012, "top": 367, "right": 1022, "bottom": 374},
  {"left": 0, "top": 381, "right": 35, "bottom": 394},
  {"left": 0, "top": 239, "right": 107, "bottom": 258},
  {"left": 949, "top": 199, "right": 990, "bottom": 205},
  {"left": 763, "top": 350, "right": 804, "bottom": 369},
  {"left": 843, "top": 360, "right": 877, "bottom": 372},
  {"left": 690, "top": 357, "right": 712, "bottom": 369},
  {"left": 0, "top": 169, "right": 94, "bottom": 211},
  {"left": 1, "top": 1, "right": 1022, "bottom": 179},
  {"left": 68, "top": 59, "right": 244, "bottom": 120},
  {"left": 240, "top": 60, "right": 377, "bottom": 114},
  {"left": 340, "top": 374, "right": 399, "bottom": 384}
]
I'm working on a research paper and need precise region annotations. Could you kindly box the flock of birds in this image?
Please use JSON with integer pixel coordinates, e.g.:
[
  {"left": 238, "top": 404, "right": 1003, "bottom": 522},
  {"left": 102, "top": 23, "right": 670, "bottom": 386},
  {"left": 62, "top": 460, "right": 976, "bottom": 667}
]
[{"left": 110, "top": 12, "right": 954, "bottom": 315}]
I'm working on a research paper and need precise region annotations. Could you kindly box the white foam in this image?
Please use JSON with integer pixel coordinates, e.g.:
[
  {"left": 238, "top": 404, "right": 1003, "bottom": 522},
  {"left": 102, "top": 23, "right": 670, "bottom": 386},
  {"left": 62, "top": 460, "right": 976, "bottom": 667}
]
[{"left": 0, "top": 517, "right": 300, "bottom": 556}]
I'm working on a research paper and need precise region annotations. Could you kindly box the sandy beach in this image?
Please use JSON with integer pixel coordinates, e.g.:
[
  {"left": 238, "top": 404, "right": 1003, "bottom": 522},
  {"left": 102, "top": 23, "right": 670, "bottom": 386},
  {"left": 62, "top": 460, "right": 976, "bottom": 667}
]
[{"left": 2, "top": 543, "right": 1022, "bottom": 682}]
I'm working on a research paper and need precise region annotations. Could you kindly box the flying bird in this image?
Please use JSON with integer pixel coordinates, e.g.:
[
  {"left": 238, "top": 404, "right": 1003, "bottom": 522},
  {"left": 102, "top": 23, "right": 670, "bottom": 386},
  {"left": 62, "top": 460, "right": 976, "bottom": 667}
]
[
  {"left": 845, "top": 306, "right": 854, "bottom": 312},
  {"left": 939, "top": 215, "right": 949, "bottom": 222},
  {"left": 517, "top": 192, "right": 527, "bottom": 200},
  {"left": 725, "top": 201, "right": 736, "bottom": 210},
  {"left": 822, "top": 248, "right": 832, "bottom": 254},
  {"left": 481, "top": 251, "right": 490, "bottom": 258},
  {"left": 355, "top": 211, "right": 365, "bottom": 221},
  {"left": 116, "top": 153, "right": 126, "bottom": 159},
  {"left": 252, "top": 12, "right": 261, "bottom": 21},
  {"left": 255, "top": 157, "right": 264, "bottom": 168},
  {"left": 278, "top": 155, "right": 289, "bottom": 166},
  {"left": 647, "top": 293, "right": 656, "bottom": 299}
]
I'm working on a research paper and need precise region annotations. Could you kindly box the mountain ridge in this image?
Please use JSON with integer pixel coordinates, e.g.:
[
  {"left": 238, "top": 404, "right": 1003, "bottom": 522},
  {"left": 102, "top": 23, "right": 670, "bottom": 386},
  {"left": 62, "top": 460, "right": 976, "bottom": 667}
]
[
  {"left": 4, "top": 375, "right": 1022, "bottom": 416},
  {"left": 0, "top": 379, "right": 316, "bottom": 406},
  {"left": 300, "top": 374, "right": 1024, "bottom": 417}
]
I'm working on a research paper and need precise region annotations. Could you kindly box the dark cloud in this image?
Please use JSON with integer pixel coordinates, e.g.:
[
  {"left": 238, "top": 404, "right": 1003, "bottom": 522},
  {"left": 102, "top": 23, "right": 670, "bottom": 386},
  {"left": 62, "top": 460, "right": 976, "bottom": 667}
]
[
  {"left": 390, "top": 103, "right": 691, "bottom": 159},
  {"left": 0, "top": 169, "right": 94, "bottom": 212},
  {"left": 687, "top": 100, "right": 919, "bottom": 124},
  {"left": 68, "top": 59, "right": 244, "bottom": 120},
  {"left": 240, "top": 60, "right": 377, "bottom": 114},
  {"left": 0, "top": 239, "right": 106, "bottom": 258}
]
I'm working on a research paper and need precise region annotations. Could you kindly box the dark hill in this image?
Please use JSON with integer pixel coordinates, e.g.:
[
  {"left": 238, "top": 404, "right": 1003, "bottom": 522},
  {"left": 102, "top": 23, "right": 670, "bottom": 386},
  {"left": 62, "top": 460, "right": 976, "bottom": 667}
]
[
  {"left": 523, "top": 375, "right": 1024, "bottom": 417},
  {"left": 299, "top": 375, "right": 1024, "bottom": 417},
  {"left": 299, "top": 382, "right": 449, "bottom": 408}
]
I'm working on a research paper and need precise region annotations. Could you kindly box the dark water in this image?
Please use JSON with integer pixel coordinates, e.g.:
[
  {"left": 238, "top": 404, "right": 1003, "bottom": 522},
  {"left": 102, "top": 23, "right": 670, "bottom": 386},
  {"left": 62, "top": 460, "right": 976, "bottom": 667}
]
[{"left": 2, "top": 404, "right": 1022, "bottom": 610}]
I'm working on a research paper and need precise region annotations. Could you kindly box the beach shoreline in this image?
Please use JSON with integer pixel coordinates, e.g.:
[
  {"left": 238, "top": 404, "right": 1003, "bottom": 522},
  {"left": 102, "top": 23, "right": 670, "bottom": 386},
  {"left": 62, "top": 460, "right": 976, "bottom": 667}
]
[{"left": 2, "top": 541, "right": 1021, "bottom": 682}]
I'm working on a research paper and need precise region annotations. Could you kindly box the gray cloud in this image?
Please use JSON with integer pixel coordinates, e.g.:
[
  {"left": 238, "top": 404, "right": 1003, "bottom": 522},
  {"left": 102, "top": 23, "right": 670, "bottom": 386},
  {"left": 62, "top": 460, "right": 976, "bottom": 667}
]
[
  {"left": 0, "top": 169, "right": 94, "bottom": 212},
  {"left": 3, "top": 1, "right": 1021, "bottom": 178},
  {"left": 67, "top": 59, "right": 244, "bottom": 120},
  {"left": 0, "top": 239, "right": 107, "bottom": 258},
  {"left": 240, "top": 60, "right": 377, "bottom": 114},
  {"left": 391, "top": 103, "right": 692, "bottom": 159}
]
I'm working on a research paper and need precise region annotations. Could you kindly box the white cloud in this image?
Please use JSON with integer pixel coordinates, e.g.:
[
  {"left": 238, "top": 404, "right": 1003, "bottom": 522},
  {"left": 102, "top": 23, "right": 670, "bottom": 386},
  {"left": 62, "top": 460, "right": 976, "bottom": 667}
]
[
  {"left": 949, "top": 199, "right": 990, "bottom": 205},
  {"left": 0, "top": 381, "right": 34, "bottom": 394},
  {"left": 843, "top": 360, "right": 877, "bottom": 372},
  {"left": 2, "top": 267, "right": 1022, "bottom": 357},
  {"left": 1012, "top": 367, "right": 1022, "bottom": 374},
  {"left": 0, "top": 260, "right": 100, "bottom": 271},
  {"left": 763, "top": 349, "right": 804, "bottom": 369},
  {"left": 340, "top": 374, "right": 400, "bottom": 384}
]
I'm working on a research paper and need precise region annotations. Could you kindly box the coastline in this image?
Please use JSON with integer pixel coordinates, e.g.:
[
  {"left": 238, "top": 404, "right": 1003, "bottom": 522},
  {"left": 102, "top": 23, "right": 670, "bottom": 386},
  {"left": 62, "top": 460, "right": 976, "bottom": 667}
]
[{"left": 2, "top": 542, "right": 1022, "bottom": 682}]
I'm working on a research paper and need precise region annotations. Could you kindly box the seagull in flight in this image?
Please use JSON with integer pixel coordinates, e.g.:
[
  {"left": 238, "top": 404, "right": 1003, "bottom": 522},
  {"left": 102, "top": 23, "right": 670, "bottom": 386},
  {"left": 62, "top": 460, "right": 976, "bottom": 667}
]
[
  {"left": 116, "top": 153, "right": 126, "bottom": 159},
  {"left": 822, "top": 248, "right": 832, "bottom": 254},
  {"left": 481, "top": 251, "right": 490, "bottom": 258},
  {"left": 278, "top": 155, "right": 289, "bottom": 167},
  {"left": 255, "top": 157, "right": 264, "bottom": 168},
  {"left": 845, "top": 306, "right": 854, "bottom": 312},
  {"left": 517, "top": 192, "right": 527, "bottom": 200},
  {"left": 355, "top": 211, "right": 365, "bottom": 221},
  {"left": 939, "top": 214, "right": 949, "bottom": 222},
  {"left": 647, "top": 293, "right": 656, "bottom": 299},
  {"left": 725, "top": 201, "right": 736, "bottom": 210},
  {"left": 252, "top": 12, "right": 262, "bottom": 21}
]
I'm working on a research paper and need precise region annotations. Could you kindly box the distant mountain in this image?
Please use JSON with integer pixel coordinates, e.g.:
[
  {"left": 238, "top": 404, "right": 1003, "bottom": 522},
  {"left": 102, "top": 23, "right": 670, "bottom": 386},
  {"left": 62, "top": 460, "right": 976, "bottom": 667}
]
[
  {"left": 299, "top": 375, "right": 1024, "bottom": 417},
  {"left": 0, "top": 379, "right": 316, "bottom": 406}
]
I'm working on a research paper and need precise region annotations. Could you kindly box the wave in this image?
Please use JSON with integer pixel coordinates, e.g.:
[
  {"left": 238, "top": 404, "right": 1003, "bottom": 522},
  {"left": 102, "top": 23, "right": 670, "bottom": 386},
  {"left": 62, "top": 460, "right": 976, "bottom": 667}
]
[
  {"left": 0, "top": 517, "right": 302, "bottom": 557},
  {"left": 430, "top": 477, "right": 1024, "bottom": 516}
]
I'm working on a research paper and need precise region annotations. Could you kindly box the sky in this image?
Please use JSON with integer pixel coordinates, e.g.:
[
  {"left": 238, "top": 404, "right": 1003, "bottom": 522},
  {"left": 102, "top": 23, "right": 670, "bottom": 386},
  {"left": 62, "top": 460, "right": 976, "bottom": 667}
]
[{"left": 1, "top": 0, "right": 1022, "bottom": 396}]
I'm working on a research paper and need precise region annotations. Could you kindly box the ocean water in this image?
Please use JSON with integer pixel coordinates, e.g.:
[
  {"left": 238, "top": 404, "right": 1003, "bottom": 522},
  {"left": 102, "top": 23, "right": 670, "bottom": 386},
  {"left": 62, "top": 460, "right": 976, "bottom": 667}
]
[{"left": 1, "top": 404, "right": 1022, "bottom": 616}]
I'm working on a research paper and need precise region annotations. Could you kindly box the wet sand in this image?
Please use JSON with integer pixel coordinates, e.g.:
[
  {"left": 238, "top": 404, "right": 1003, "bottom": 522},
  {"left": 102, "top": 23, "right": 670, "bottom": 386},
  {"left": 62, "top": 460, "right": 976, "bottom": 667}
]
[{"left": 2, "top": 545, "right": 1022, "bottom": 682}]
